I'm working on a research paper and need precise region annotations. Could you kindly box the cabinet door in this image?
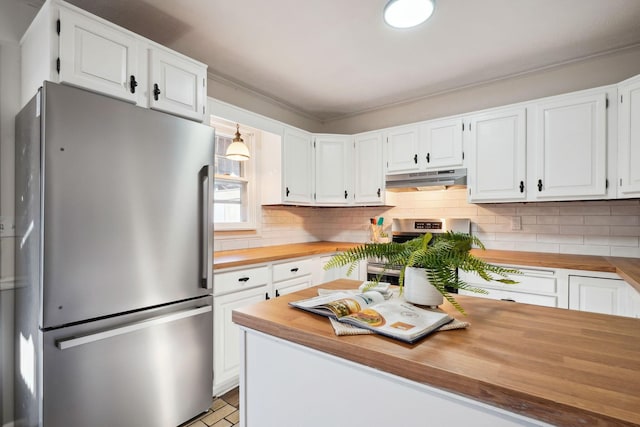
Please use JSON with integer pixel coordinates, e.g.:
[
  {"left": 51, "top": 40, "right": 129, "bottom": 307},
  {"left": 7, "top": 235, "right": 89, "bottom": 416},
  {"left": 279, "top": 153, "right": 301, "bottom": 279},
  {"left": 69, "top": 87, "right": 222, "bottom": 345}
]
[
  {"left": 283, "top": 128, "right": 314, "bottom": 204},
  {"left": 385, "top": 126, "right": 420, "bottom": 174},
  {"left": 420, "top": 117, "right": 463, "bottom": 170},
  {"left": 568, "top": 276, "right": 629, "bottom": 316},
  {"left": 213, "top": 286, "right": 267, "bottom": 395},
  {"left": 468, "top": 108, "right": 526, "bottom": 202},
  {"left": 618, "top": 76, "right": 640, "bottom": 197},
  {"left": 354, "top": 132, "right": 385, "bottom": 205},
  {"left": 314, "top": 135, "right": 352, "bottom": 205},
  {"left": 148, "top": 47, "right": 206, "bottom": 121},
  {"left": 59, "top": 7, "right": 138, "bottom": 103},
  {"left": 534, "top": 92, "right": 607, "bottom": 199}
]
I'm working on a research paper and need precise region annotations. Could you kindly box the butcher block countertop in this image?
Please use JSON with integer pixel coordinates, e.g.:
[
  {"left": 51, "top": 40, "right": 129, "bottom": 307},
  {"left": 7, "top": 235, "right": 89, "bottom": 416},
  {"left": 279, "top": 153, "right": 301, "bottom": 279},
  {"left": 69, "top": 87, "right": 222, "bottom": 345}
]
[
  {"left": 213, "top": 241, "right": 362, "bottom": 270},
  {"left": 214, "top": 241, "right": 640, "bottom": 291},
  {"left": 233, "top": 279, "right": 640, "bottom": 427}
]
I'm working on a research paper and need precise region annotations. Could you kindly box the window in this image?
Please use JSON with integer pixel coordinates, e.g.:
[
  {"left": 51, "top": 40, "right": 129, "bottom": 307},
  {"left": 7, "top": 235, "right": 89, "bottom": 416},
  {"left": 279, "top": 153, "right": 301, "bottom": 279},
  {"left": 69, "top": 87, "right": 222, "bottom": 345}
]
[{"left": 212, "top": 118, "right": 257, "bottom": 230}]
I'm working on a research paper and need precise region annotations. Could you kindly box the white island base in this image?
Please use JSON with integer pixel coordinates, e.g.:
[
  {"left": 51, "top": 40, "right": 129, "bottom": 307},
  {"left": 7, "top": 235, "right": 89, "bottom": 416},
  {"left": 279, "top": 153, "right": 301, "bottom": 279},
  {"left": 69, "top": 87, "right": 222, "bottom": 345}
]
[{"left": 238, "top": 328, "right": 551, "bottom": 427}]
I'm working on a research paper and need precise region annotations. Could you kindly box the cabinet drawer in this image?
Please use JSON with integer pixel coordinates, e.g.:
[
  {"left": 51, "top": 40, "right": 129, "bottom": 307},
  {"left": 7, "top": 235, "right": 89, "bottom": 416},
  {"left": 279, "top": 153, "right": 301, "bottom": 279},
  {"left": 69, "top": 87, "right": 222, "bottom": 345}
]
[
  {"left": 273, "top": 258, "right": 313, "bottom": 283},
  {"left": 459, "top": 288, "right": 558, "bottom": 308},
  {"left": 460, "top": 270, "right": 556, "bottom": 294},
  {"left": 214, "top": 266, "right": 269, "bottom": 295},
  {"left": 274, "top": 276, "right": 313, "bottom": 297}
]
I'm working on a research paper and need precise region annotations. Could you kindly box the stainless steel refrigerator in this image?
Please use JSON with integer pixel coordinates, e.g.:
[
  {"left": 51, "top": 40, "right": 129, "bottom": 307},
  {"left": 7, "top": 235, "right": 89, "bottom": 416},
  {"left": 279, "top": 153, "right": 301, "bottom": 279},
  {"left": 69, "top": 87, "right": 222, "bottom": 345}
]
[{"left": 14, "top": 82, "right": 214, "bottom": 427}]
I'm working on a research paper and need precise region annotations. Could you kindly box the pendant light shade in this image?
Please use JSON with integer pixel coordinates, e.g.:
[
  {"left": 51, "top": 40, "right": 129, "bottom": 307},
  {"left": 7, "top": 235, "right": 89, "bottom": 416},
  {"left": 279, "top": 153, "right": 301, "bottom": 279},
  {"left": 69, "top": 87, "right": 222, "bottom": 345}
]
[
  {"left": 225, "top": 124, "right": 250, "bottom": 161},
  {"left": 384, "top": 0, "right": 435, "bottom": 29}
]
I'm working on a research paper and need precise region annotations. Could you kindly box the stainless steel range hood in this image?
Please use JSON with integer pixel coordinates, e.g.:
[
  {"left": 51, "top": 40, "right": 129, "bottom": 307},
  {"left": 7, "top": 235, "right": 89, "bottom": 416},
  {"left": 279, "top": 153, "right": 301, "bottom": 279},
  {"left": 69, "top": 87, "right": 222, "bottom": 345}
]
[{"left": 385, "top": 168, "right": 467, "bottom": 191}]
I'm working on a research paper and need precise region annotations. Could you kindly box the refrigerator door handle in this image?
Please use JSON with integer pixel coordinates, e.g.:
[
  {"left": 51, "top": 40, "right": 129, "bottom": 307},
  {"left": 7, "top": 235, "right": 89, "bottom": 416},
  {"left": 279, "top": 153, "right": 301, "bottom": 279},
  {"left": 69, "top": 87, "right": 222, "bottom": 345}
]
[
  {"left": 56, "top": 305, "right": 212, "bottom": 350},
  {"left": 200, "top": 165, "right": 213, "bottom": 289}
]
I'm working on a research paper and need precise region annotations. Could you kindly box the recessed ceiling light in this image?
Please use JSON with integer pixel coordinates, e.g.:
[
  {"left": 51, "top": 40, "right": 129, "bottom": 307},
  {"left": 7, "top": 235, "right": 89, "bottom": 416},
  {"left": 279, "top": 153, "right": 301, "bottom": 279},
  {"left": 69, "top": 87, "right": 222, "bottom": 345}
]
[{"left": 384, "top": 0, "right": 435, "bottom": 29}]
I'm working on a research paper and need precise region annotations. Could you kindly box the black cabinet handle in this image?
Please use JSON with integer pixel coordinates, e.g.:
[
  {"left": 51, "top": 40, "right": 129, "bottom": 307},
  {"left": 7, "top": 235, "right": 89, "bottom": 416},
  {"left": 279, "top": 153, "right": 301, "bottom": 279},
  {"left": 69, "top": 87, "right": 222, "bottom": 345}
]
[
  {"left": 290, "top": 267, "right": 299, "bottom": 273},
  {"left": 501, "top": 298, "right": 516, "bottom": 302},
  {"left": 426, "top": 153, "right": 430, "bottom": 163},
  {"left": 286, "top": 187, "right": 290, "bottom": 197},
  {"left": 413, "top": 154, "right": 418, "bottom": 164},
  {"left": 377, "top": 188, "right": 381, "bottom": 197},
  {"left": 537, "top": 179, "right": 543, "bottom": 192},
  {"left": 344, "top": 190, "right": 348, "bottom": 199},
  {"left": 519, "top": 181, "right": 524, "bottom": 193},
  {"left": 153, "top": 83, "right": 161, "bottom": 101},
  {"left": 129, "top": 75, "right": 138, "bottom": 93},
  {"left": 265, "top": 292, "right": 270, "bottom": 300},
  {"left": 275, "top": 290, "right": 280, "bottom": 297},
  {"left": 238, "top": 277, "right": 250, "bottom": 282}
]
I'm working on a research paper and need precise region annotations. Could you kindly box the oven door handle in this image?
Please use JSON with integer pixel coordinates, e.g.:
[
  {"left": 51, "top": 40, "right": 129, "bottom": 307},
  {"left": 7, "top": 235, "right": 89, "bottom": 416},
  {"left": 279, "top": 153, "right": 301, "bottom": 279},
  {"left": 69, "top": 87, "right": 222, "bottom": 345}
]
[{"left": 367, "top": 265, "right": 400, "bottom": 276}]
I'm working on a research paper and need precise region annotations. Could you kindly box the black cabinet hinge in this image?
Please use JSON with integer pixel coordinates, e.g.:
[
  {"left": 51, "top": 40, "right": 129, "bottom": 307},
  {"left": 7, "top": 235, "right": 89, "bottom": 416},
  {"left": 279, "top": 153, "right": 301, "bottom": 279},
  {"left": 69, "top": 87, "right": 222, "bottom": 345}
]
[
  {"left": 56, "top": 19, "right": 60, "bottom": 35},
  {"left": 462, "top": 123, "right": 465, "bottom": 131},
  {"left": 621, "top": 94, "right": 624, "bottom": 104},
  {"left": 56, "top": 57, "right": 60, "bottom": 73},
  {"left": 606, "top": 179, "right": 609, "bottom": 189},
  {"left": 313, "top": 140, "right": 316, "bottom": 148},
  {"left": 462, "top": 151, "right": 465, "bottom": 160},
  {"left": 606, "top": 97, "right": 609, "bottom": 109}
]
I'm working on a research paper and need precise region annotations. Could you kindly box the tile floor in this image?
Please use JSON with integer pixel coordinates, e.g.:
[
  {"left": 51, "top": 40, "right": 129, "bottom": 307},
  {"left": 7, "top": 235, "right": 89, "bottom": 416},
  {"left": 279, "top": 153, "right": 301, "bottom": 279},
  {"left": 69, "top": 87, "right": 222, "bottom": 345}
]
[{"left": 181, "top": 387, "right": 239, "bottom": 427}]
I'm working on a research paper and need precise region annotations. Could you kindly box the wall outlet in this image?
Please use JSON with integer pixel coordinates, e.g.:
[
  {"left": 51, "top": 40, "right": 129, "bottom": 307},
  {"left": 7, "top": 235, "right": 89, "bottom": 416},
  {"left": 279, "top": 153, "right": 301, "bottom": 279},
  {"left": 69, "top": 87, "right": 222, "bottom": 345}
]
[
  {"left": 510, "top": 216, "right": 522, "bottom": 231},
  {"left": 0, "top": 216, "right": 16, "bottom": 237}
]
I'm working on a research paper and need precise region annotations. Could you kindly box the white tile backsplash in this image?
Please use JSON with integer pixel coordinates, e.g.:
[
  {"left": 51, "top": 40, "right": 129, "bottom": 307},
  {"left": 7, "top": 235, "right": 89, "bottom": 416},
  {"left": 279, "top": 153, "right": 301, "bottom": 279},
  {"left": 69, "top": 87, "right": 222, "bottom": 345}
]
[{"left": 214, "top": 189, "right": 640, "bottom": 258}]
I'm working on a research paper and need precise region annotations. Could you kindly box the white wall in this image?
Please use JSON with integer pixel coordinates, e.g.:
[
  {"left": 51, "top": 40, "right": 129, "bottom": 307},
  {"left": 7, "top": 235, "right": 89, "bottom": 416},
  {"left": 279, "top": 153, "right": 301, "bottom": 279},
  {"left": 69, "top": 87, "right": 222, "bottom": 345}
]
[
  {"left": 319, "top": 45, "right": 640, "bottom": 134},
  {"left": 214, "top": 192, "right": 640, "bottom": 258},
  {"left": 207, "top": 73, "right": 323, "bottom": 133},
  {"left": 0, "top": 1, "right": 42, "bottom": 424}
]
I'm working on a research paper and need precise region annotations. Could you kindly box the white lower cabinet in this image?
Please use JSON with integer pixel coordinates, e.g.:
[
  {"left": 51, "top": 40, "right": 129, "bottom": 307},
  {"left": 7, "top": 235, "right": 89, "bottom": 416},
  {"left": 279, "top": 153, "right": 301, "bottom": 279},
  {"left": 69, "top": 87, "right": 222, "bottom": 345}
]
[
  {"left": 213, "top": 256, "right": 318, "bottom": 395},
  {"left": 568, "top": 275, "right": 634, "bottom": 317},
  {"left": 272, "top": 257, "right": 314, "bottom": 297},
  {"left": 213, "top": 285, "right": 267, "bottom": 396},
  {"left": 460, "top": 266, "right": 640, "bottom": 318}
]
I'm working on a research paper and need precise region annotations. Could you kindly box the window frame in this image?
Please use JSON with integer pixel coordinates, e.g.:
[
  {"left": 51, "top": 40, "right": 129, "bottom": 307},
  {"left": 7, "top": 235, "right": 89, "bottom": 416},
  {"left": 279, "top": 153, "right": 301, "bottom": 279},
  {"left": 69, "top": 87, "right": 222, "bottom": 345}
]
[{"left": 211, "top": 118, "right": 257, "bottom": 231}]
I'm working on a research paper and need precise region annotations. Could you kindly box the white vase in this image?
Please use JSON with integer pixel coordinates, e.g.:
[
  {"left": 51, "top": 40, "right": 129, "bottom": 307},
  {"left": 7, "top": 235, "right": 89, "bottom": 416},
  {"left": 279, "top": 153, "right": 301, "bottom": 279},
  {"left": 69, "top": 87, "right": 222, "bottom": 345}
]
[{"left": 403, "top": 266, "right": 444, "bottom": 307}]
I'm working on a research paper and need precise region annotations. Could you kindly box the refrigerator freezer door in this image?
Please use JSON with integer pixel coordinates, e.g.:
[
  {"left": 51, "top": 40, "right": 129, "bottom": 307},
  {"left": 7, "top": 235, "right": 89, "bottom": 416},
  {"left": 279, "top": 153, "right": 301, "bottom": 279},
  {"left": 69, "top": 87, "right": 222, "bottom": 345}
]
[
  {"left": 40, "top": 82, "right": 214, "bottom": 328},
  {"left": 42, "top": 297, "right": 213, "bottom": 427}
]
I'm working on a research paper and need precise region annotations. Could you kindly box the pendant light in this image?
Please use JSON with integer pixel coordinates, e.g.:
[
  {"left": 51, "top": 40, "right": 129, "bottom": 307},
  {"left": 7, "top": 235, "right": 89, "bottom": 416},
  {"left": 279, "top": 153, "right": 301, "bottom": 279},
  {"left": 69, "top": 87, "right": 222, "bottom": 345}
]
[
  {"left": 384, "top": 0, "right": 435, "bottom": 29},
  {"left": 225, "top": 124, "right": 250, "bottom": 161}
]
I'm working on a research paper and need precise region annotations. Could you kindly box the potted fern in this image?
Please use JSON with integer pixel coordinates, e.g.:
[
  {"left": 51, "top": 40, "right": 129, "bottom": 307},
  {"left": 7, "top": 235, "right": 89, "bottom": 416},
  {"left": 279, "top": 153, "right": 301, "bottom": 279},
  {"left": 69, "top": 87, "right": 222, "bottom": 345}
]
[{"left": 323, "top": 232, "right": 519, "bottom": 314}]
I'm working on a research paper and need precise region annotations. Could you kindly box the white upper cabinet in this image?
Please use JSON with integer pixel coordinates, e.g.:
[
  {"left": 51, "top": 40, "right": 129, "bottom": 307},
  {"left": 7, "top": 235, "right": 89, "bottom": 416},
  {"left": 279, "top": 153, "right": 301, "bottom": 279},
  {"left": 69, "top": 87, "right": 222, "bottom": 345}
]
[
  {"left": 617, "top": 75, "right": 640, "bottom": 197},
  {"left": 354, "top": 132, "right": 385, "bottom": 205},
  {"left": 58, "top": 8, "right": 138, "bottom": 103},
  {"left": 385, "top": 125, "right": 420, "bottom": 174},
  {"left": 420, "top": 117, "right": 464, "bottom": 170},
  {"left": 21, "top": 0, "right": 207, "bottom": 121},
  {"left": 532, "top": 91, "right": 607, "bottom": 200},
  {"left": 314, "top": 135, "right": 353, "bottom": 205},
  {"left": 283, "top": 128, "right": 314, "bottom": 204},
  {"left": 467, "top": 107, "right": 527, "bottom": 202},
  {"left": 148, "top": 46, "right": 206, "bottom": 121}
]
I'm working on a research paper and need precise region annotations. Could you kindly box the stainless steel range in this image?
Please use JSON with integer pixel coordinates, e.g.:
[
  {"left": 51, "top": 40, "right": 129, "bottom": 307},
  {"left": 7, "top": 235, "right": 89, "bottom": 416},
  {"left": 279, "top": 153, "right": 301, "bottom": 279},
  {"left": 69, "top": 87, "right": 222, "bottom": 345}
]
[{"left": 366, "top": 218, "right": 471, "bottom": 285}]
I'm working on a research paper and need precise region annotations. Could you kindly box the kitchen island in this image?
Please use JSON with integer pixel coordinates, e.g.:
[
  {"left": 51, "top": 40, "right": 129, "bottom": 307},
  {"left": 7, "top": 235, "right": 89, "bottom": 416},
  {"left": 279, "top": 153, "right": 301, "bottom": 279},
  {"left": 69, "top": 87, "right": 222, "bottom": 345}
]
[{"left": 233, "top": 279, "right": 640, "bottom": 427}]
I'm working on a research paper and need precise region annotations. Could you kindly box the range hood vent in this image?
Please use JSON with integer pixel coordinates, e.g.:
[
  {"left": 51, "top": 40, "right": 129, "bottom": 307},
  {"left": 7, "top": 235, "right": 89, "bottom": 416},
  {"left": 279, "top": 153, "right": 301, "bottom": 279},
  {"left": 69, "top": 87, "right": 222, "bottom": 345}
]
[{"left": 385, "top": 168, "right": 467, "bottom": 192}]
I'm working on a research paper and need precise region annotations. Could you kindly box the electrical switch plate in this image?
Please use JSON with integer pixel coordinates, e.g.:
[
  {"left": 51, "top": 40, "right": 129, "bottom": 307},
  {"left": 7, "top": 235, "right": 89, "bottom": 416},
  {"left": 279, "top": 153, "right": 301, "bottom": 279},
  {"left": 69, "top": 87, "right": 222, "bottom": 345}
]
[
  {"left": 0, "top": 216, "right": 15, "bottom": 237},
  {"left": 510, "top": 216, "right": 521, "bottom": 231}
]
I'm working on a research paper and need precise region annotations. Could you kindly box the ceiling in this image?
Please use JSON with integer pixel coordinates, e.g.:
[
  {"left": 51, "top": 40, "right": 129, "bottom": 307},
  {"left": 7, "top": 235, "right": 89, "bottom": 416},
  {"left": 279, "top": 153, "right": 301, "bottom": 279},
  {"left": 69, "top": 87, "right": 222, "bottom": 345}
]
[{"left": 56, "top": 0, "right": 640, "bottom": 121}]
